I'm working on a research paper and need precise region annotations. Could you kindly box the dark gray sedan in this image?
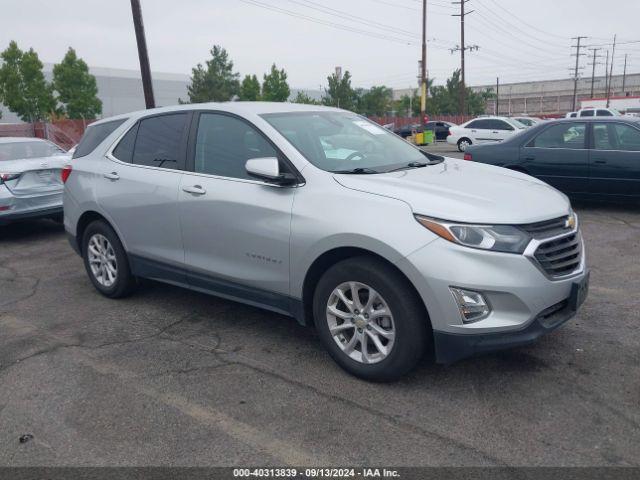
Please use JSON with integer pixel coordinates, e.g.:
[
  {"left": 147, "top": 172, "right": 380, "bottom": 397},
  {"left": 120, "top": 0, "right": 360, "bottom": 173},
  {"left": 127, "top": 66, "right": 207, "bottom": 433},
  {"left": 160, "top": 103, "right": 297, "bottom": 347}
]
[{"left": 464, "top": 117, "right": 640, "bottom": 200}]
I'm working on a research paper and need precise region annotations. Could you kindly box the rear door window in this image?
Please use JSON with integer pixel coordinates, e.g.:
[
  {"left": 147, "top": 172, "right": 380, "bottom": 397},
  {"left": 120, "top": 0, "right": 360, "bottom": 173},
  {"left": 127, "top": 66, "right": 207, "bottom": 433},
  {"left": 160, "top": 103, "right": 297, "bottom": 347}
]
[
  {"left": 467, "top": 120, "right": 491, "bottom": 129},
  {"left": 131, "top": 113, "right": 189, "bottom": 170},
  {"left": 529, "top": 123, "right": 587, "bottom": 149},
  {"left": 593, "top": 123, "right": 640, "bottom": 151},
  {"left": 73, "top": 119, "right": 126, "bottom": 159},
  {"left": 597, "top": 109, "right": 614, "bottom": 117},
  {"left": 580, "top": 110, "right": 595, "bottom": 117}
]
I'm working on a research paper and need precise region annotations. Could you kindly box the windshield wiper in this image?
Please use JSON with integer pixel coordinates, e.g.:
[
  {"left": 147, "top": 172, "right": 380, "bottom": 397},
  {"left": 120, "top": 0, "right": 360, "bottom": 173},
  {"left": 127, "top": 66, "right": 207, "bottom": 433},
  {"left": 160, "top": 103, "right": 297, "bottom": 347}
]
[
  {"left": 332, "top": 167, "right": 380, "bottom": 174},
  {"left": 386, "top": 161, "right": 429, "bottom": 173}
]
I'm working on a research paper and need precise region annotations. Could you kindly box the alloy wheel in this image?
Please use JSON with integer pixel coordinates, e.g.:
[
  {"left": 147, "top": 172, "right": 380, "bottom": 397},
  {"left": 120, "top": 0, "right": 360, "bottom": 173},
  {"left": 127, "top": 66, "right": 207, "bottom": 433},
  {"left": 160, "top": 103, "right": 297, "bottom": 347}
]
[
  {"left": 87, "top": 233, "right": 118, "bottom": 288},
  {"left": 326, "top": 281, "right": 396, "bottom": 364}
]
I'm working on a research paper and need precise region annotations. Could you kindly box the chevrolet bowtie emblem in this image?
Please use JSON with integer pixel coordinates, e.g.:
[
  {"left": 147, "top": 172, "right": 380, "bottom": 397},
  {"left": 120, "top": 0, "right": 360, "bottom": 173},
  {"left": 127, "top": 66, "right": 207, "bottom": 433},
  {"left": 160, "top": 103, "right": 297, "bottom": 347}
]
[{"left": 566, "top": 215, "right": 576, "bottom": 229}]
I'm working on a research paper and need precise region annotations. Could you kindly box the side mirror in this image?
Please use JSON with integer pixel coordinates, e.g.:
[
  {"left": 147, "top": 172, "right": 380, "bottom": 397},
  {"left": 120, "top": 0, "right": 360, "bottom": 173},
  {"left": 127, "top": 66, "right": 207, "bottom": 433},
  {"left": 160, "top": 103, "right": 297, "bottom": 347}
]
[{"left": 245, "top": 157, "right": 296, "bottom": 185}]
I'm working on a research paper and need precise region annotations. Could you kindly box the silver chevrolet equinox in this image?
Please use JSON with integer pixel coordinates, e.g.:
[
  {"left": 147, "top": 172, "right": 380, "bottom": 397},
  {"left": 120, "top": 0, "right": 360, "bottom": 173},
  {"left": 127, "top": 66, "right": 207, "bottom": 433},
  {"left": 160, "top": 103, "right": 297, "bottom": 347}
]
[{"left": 63, "top": 103, "right": 589, "bottom": 381}]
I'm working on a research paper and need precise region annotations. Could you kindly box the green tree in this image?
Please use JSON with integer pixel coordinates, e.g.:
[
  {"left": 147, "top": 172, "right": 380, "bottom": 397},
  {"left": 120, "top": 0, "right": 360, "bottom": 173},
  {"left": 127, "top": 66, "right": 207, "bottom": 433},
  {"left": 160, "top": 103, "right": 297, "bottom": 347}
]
[
  {"left": 0, "top": 41, "right": 56, "bottom": 122},
  {"left": 292, "top": 90, "right": 320, "bottom": 105},
  {"left": 183, "top": 45, "right": 239, "bottom": 103},
  {"left": 52, "top": 47, "right": 102, "bottom": 119},
  {"left": 239, "top": 74, "right": 261, "bottom": 101},
  {"left": 261, "top": 64, "right": 290, "bottom": 102},
  {"left": 322, "top": 70, "right": 356, "bottom": 110},
  {"left": 356, "top": 85, "right": 393, "bottom": 116},
  {"left": 427, "top": 70, "right": 491, "bottom": 115}
]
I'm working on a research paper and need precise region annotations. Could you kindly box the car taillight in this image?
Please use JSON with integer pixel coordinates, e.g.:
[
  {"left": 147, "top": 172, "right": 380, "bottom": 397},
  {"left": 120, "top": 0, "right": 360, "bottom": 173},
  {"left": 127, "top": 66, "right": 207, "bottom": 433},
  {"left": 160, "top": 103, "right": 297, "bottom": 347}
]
[
  {"left": 0, "top": 173, "right": 20, "bottom": 184},
  {"left": 463, "top": 153, "right": 472, "bottom": 161},
  {"left": 448, "top": 131, "right": 452, "bottom": 136},
  {"left": 61, "top": 165, "right": 73, "bottom": 183}
]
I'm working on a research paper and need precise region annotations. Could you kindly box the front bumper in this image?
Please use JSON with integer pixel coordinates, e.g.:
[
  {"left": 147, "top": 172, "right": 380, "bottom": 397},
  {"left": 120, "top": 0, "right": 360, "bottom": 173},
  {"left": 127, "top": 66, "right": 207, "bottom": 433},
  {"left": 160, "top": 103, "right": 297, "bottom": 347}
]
[
  {"left": 433, "top": 271, "right": 588, "bottom": 363},
  {"left": 396, "top": 234, "right": 588, "bottom": 364}
]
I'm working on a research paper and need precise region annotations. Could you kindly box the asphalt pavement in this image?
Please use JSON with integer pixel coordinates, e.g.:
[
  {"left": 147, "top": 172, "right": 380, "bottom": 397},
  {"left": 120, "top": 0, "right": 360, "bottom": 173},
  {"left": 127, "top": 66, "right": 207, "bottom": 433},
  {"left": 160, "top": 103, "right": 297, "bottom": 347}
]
[{"left": 0, "top": 202, "right": 639, "bottom": 467}]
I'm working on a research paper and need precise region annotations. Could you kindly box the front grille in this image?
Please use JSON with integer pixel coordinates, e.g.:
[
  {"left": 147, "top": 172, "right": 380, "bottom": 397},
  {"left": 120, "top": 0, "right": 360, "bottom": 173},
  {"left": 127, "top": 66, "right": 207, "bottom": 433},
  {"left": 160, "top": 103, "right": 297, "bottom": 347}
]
[
  {"left": 521, "top": 216, "right": 571, "bottom": 239},
  {"left": 534, "top": 232, "right": 582, "bottom": 278}
]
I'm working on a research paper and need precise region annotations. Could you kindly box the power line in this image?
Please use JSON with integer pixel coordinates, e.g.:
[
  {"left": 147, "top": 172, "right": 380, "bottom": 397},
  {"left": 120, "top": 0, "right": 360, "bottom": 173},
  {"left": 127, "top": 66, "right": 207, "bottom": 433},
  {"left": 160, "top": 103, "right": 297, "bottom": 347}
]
[
  {"left": 587, "top": 48, "right": 603, "bottom": 98},
  {"left": 235, "top": 0, "right": 417, "bottom": 44},
  {"left": 284, "top": 0, "right": 418, "bottom": 38},
  {"left": 483, "top": 0, "right": 570, "bottom": 41}
]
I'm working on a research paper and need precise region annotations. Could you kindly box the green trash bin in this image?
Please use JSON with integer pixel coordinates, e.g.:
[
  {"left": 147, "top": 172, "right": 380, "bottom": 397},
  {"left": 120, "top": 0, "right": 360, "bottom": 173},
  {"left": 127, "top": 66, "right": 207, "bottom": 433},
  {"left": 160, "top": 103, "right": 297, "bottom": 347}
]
[{"left": 422, "top": 129, "right": 435, "bottom": 145}]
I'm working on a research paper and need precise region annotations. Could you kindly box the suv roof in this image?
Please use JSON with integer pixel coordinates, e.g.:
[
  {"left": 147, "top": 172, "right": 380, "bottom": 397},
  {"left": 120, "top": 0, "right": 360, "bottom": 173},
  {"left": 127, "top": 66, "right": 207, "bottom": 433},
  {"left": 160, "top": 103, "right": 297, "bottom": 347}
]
[{"left": 89, "top": 102, "right": 343, "bottom": 127}]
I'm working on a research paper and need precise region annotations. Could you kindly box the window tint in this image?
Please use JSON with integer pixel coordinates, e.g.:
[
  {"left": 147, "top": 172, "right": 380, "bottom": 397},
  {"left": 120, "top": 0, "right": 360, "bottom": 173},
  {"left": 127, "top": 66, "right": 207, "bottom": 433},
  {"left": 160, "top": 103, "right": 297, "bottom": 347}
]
[
  {"left": 597, "top": 109, "right": 613, "bottom": 116},
  {"left": 593, "top": 123, "right": 640, "bottom": 151},
  {"left": 529, "top": 123, "right": 586, "bottom": 149},
  {"left": 489, "top": 120, "right": 514, "bottom": 131},
  {"left": 132, "top": 114, "right": 188, "bottom": 169},
  {"left": 467, "top": 120, "right": 491, "bottom": 129},
  {"left": 570, "top": 113, "right": 577, "bottom": 118},
  {"left": 112, "top": 124, "right": 138, "bottom": 163},
  {"left": 73, "top": 119, "right": 126, "bottom": 159},
  {"left": 580, "top": 110, "right": 594, "bottom": 117},
  {"left": 194, "top": 113, "right": 278, "bottom": 180}
]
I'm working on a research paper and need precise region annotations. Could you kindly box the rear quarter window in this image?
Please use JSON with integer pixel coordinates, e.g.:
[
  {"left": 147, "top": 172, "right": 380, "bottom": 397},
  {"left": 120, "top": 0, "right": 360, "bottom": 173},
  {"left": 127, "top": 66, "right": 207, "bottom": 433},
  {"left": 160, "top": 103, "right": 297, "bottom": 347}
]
[{"left": 73, "top": 119, "right": 127, "bottom": 159}]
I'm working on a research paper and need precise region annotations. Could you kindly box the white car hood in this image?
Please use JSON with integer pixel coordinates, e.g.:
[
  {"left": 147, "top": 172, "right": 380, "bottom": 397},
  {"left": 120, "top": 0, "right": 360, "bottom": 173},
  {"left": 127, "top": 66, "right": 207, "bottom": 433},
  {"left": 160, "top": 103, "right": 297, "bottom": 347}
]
[{"left": 333, "top": 158, "right": 570, "bottom": 224}]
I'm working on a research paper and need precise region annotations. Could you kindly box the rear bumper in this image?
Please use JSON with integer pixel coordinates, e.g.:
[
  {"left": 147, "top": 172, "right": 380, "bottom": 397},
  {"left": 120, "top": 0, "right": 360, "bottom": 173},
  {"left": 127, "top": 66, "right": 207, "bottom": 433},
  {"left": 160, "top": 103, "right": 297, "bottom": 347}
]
[{"left": 0, "top": 205, "right": 63, "bottom": 225}]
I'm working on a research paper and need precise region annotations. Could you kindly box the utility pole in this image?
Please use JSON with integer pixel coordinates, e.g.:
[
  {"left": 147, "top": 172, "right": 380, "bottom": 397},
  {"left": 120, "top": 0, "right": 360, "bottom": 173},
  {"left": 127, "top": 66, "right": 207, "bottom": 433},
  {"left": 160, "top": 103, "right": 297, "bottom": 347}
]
[
  {"left": 587, "top": 48, "right": 601, "bottom": 99},
  {"left": 622, "top": 54, "right": 628, "bottom": 94},
  {"left": 604, "top": 50, "right": 610, "bottom": 98},
  {"left": 606, "top": 34, "right": 617, "bottom": 107},
  {"left": 495, "top": 77, "right": 499, "bottom": 115},
  {"left": 451, "top": 0, "right": 477, "bottom": 115},
  {"left": 571, "top": 36, "right": 587, "bottom": 112},
  {"left": 420, "top": 0, "right": 427, "bottom": 126},
  {"left": 130, "top": 0, "right": 155, "bottom": 109}
]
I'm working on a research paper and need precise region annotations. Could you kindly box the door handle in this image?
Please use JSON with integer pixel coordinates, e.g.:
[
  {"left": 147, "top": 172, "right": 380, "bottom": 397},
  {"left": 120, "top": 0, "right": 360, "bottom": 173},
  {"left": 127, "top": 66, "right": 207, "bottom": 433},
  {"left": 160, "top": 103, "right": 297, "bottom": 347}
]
[
  {"left": 492, "top": 131, "right": 499, "bottom": 133},
  {"left": 594, "top": 159, "right": 607, "bottom": 164},
  {"left": 182, "top": 184, "right": 206, "bottom": 195},
  {"left": 103, "top": 172, "right": 119, "bottom": 181},
  {"left": 524, "top": 156, "right": 535, "bottom": 161},
  {"left": 471, "top": 130, "right": 477, "bottom": 132}
]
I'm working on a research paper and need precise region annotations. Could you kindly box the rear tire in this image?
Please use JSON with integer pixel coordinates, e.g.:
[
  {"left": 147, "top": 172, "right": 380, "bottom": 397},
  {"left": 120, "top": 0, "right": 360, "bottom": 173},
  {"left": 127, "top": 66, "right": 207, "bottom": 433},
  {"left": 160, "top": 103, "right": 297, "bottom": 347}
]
[
  {"left": 82, "top": 220, "right": 137, "bottom": 298},
  {"left": 457, "top": 138, "right": 472, "bottom": 152},
  {"left": 313, "top": 257, "right": 429, "bottom": 382}
]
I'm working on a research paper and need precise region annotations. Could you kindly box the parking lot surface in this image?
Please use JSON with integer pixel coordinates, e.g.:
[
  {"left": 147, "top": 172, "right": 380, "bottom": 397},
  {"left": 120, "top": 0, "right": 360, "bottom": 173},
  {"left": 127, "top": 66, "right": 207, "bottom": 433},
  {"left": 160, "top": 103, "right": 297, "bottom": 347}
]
[{"left": 1, "top": 203, "right": 639, "bottom": 467}]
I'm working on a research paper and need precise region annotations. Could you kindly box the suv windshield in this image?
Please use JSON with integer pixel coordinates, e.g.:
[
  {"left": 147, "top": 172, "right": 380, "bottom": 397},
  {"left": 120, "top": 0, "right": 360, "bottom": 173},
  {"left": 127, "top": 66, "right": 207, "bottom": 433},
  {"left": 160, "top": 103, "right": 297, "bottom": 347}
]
[
  {"left": 0, "top": 141, "right": 65, "bottom": 161},
  {"left": 261, "top": 111, "right": 428, "bottom": 173}
]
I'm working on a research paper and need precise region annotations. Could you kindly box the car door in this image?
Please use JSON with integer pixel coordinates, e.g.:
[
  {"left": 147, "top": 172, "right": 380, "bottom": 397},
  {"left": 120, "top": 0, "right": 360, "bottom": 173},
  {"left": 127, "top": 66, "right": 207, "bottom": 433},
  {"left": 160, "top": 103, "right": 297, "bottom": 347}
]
[
  {"left": 489, "top": 119, "right": 516, "bottom": 142},
  {"left": 178, "top": 111, "right": 297, "bottom": 312},
  {"left": 519, "top": 122, "right": 590, "bottom": 193},
  {"left": 589, "top": 121, "right": 640, "bottom": 197},
  {"left": 99, "top": 112, "right": 190, "bottom": 282},
  {"left": 466, "top": 119, "right": 493, "bottom": 144}
]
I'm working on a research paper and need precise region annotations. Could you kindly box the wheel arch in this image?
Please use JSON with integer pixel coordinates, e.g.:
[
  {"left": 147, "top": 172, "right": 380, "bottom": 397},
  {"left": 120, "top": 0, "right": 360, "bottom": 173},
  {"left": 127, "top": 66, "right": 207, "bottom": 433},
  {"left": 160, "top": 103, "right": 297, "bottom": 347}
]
[
  {"left": 75, "top": 210, "right": 117, "bottom": 254},
  {"left": 300, "top": 246, "right": 432, "bottom": 331}
]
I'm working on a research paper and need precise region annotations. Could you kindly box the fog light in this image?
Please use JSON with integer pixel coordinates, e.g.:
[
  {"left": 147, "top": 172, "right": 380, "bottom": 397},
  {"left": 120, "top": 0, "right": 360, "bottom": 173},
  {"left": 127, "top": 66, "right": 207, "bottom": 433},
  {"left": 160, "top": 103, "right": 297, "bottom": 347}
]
[{"left": 450, "top": 287, "right": 491, "bottom": 323}]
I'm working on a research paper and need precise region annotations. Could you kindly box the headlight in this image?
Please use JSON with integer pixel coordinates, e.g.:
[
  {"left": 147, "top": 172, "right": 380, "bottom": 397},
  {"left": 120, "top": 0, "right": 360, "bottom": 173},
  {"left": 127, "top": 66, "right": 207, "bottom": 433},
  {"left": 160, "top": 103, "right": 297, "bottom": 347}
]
[{"left": 415, "top": 215, "right": 532, "bottom": 253}]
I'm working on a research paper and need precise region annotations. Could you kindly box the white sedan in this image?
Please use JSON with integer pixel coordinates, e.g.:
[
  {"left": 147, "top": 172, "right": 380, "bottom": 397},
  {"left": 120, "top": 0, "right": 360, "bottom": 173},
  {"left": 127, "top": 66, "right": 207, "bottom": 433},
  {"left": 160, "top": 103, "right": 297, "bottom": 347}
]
[{"left": 447, "top": 116, "right": 526, "bottom": 151}]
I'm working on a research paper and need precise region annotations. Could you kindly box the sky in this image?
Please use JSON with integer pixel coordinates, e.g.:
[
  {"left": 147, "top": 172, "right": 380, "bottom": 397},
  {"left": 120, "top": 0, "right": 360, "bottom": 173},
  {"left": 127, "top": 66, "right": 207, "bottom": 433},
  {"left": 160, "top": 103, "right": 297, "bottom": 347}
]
[{"left": 1, "top": 0, "right": 639, "bottom": 90}]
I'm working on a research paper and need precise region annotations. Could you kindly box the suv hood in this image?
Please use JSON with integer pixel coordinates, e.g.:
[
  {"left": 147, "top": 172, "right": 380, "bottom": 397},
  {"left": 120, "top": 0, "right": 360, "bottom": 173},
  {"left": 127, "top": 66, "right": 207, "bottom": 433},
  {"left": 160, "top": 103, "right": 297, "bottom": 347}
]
[{"left": 333, "top": 158, "right": 570, "bottom": 224}]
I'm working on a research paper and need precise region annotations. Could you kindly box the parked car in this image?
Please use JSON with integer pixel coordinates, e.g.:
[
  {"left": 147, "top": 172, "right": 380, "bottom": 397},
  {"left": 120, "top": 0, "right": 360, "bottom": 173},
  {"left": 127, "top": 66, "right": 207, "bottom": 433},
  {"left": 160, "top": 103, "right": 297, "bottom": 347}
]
[
  {"left": 513, "top": 116, "right": 542, "bottom": 127},
  {"left": 464, "top": 117, "right": 640, "bottom": 199},
  {"left": 0, "top": 137, "right": 70, "bottom": 225},
  {"left": 447, "top": 116, "right": 526, "bottom": 151},
  {"left": 576, "top": 107, "right": 621, "bottom": 117},
  {"left": 394, "top": 121, "right": 456, "bottom": 140},
  {"left": 64, "top": 103, "right": 588, "bottom": 381}
]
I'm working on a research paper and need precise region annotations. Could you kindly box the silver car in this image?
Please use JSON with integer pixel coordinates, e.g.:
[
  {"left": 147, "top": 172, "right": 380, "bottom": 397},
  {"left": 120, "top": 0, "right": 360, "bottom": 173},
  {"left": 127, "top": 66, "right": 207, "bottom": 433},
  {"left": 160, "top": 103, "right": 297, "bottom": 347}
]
[
  {"left": 0, "top": 137, "right": 70, "bottom": 225},
  {"left": 63, "top": 103, "right": 589, "bottom": 381}
]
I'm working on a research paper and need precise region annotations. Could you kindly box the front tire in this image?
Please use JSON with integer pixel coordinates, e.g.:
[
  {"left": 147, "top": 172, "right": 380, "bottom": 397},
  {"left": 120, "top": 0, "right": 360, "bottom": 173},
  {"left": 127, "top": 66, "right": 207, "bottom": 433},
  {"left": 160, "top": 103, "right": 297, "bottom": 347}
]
[
  {"left": 457, "top": 138, "right": 471, "bottom": 152},
  {"left": 82, "top": 220, "right": 136, "bottom": 298},
  {"left": 313, "top": 257, "right": 429, "bottom": 382}
]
